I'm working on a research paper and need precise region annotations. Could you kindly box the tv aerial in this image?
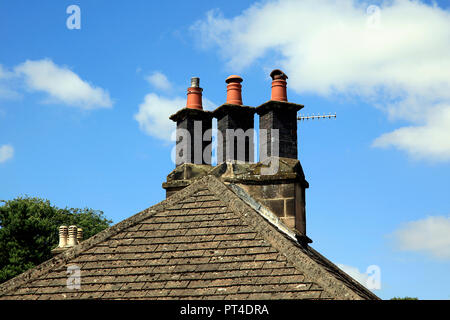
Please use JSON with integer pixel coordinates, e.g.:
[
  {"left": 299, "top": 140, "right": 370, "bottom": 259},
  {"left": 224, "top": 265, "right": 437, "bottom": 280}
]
[{"left": 297, "top": 113, "right": 336, "bottom": 121}]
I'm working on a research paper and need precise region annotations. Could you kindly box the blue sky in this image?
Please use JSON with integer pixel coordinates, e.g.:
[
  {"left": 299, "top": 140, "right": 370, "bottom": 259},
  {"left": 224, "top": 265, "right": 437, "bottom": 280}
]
[{"left": 1, "top": 0, "right": 449, "bottom": 299}]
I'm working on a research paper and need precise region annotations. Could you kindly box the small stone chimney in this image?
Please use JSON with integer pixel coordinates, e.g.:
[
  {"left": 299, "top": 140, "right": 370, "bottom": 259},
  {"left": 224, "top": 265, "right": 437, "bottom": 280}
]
[
  {"left": 51, "top": 225, "right": 84, "bottom": 256},
  {"left": 57, "top": 225, "right": 68, "bottom": 248},
  {"left": 67, "top": 225, "right": 77, "bottom": 247},
  {"left": 212, "top": 75, "right": 255, "bottom": 163},
  {"left": 77, "top": 228, "right": 83, "bottom": 244},
  {"left": 169, "top": 77, "right": 213, "bottom": 166}
]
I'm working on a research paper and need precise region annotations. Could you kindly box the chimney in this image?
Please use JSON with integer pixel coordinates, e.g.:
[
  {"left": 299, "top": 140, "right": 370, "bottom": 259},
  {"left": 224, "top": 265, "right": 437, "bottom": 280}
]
[
  {"left": 212, "top": 75, "right": 255, "bottom": 163},
  {"left": 77, "top": 228, "right": 83, "bottom": 244},
  {"left": 170, "top": 77, "right": 213, "bottom": 166},
  {"left": 67, "top": 225, "right": 78, "bottom": 247},
  {"left": 163, "top": 70, "right": 310, "bottom": 243},
  {"left": 256, "top": 69, "right": 303, "bottom": 161},
  {"left": 51, "top": 225, "right": 82, "bottom": 256},
  {"left": 58, "top": 225, "right": 68, "bottom": 248},
  {"left": 236, "top": 69, "right": 308, "bottom": 241}
]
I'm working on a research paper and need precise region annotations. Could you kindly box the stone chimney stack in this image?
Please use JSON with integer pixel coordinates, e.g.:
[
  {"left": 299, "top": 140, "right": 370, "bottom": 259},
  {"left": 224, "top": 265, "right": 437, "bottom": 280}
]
[
  {"left": 170, "top": 77, "right": 213, "bottom": 166},
  {"left": 213, "top": 75, "right": 255, "bottom": 163},
  {"left": 256, "top": 69, "right": 303, "bottom": 161},
  {"left": 163, "top": 70, "right": 310, "bottom": 243}
]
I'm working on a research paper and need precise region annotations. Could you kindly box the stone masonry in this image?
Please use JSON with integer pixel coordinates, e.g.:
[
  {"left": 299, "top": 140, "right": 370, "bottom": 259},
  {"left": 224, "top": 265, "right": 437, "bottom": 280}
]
[{"left": 256, "top": 100, "right": 304, "bottom": 160}]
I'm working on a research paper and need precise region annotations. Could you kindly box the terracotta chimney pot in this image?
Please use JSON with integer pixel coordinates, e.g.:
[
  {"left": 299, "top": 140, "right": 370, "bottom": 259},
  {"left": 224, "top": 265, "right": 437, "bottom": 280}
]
[
  {"left": 270, "top": 69, "right": 288, "bottom": 102},
  {"left": 225, "top": 75, "right": 243, "bottom": 105},
  {"left": 186, "top": 77, "right": 203, "bottom": 110}
]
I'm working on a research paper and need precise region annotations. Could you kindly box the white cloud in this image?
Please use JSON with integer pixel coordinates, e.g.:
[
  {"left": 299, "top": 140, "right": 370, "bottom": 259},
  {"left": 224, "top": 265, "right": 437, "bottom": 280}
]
[
  {"left": 0, "top": 64, "right": 21, "bottom": 99},
  {"left": 193, "top": 0, "right": 450, "bottom": 161},
  {"left": 146, "top": 71, "right": 173, "bottom": 92},
  {"left": 134, "top": 91, "right": 217, "bottom": 142},
  {"left": 134, "top": 93, "right": 185, "bottom": 141},
  {"left": 373, "top": 106, "right": 450, "bottom": 161},
  {"left": 393, "top": 215, "right": 450, "bottom": 260},
  {"left": 0, "top": 65, "right": 14, "bottom": 79},
  {"left": 135, "top": 72, "right": 217, "bottom": 142},
  {"left": 15, "top": 59, "right": 113, "bottom": 109},
  {"left": 0, "top": 144, "right": 14, "bottom": 163}
]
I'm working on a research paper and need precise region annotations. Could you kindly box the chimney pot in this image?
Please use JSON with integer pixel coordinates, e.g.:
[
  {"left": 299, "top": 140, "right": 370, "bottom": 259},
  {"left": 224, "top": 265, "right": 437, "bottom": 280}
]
[
  {"left": 225, "top": 75, "right": 243, "bottom": 105},
  {"left": 77, "top": 228, "right": 83, "bottom": 244},
  {"left": 67, "top": 225, "right": 78, "bottom": 247},
  {"left": 270, "top": 69, "right": 288, "bottom": 102},
  {"left": 186, "top": 77, "right": 203, "bottom": 110},
  {"left": 58, "top": 225, "right": 68, "bottom": 248}
]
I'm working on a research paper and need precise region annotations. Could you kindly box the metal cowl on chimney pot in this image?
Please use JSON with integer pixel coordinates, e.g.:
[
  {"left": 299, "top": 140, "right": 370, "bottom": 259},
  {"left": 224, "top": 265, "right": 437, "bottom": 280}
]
[{"left": 186, "top": 77, "right": 203, "bottom": 110}]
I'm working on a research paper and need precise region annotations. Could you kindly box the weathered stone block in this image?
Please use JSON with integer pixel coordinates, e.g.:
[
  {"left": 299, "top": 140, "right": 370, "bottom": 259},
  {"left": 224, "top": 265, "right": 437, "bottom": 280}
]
[
  {"left": 279, "top": 183, "right": 295, "bottom": 198},
  {"left": 284, "top": 198, "right": 295, "bottom": 217},
  {"left": 280, "top": 217, "right": 295, "bottom": 230},
  {"left": 260, "top": 199, "right": 284, "bottom": 218}
]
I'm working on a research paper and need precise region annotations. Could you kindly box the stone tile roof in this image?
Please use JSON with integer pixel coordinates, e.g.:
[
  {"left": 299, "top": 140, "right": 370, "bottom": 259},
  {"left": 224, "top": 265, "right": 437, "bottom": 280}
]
[{"left": 0, "top": 175, "right": 379, "bottom": 300}]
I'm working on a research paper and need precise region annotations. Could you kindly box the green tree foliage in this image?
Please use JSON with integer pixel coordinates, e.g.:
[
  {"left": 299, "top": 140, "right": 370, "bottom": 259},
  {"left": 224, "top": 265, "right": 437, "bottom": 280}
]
[
  {"left": 390, "top": 297, "right": 419, "bottom": 300},
  {"left": 0, "top": 196, "right": 112, "bottom": 284}
]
